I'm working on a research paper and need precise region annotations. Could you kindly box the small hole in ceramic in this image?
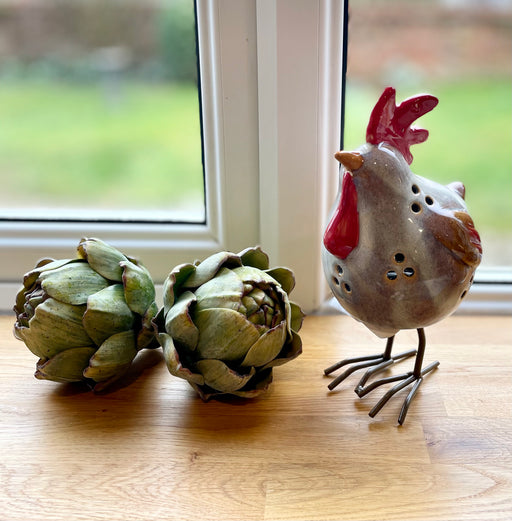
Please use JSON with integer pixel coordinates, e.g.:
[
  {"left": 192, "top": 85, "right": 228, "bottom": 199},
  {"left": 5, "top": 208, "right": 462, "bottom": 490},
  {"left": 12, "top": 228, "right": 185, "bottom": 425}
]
[
  {"left": 404, "top": 267, "right": 415, "bottom": 277},
  {"left": 387, "top": 271, "right": 398, "bottom": 281},
  {"left": 332, "top": 277, "right": 340, "bottom": 286},
  {"left": 461, "top": 290, "right": 467, "bottom": 299},
  {"left": 394, "top": 253, "right": 405, "bottom": 263},
  {"left": 411, "top": 184, "right": 420, "bottom": 194},
  {"left": 336, "top": 265, "right": 343, "bottom": 276},
  {"left": 343, "top": 283, "right": 352, "bottom": 293},
  {"left": 425, "top": 196, "right": 434, "bottom": 205},
  {"left": 411, "top": 203, "right": 421, "bottom": 213}
]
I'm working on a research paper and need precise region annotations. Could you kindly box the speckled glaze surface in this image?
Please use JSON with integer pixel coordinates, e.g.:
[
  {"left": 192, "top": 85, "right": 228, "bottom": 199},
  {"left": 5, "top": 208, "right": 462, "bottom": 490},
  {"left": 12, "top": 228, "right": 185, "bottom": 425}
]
[{"left": 322, "top": 88, "right": 482, "bottom": 338}]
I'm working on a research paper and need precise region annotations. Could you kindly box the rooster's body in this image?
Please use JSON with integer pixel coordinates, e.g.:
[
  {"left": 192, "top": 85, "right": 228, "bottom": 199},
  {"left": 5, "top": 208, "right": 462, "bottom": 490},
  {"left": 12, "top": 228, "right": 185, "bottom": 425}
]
[{"left": 323, "top": 87, "right": 482, "bottom": 424}]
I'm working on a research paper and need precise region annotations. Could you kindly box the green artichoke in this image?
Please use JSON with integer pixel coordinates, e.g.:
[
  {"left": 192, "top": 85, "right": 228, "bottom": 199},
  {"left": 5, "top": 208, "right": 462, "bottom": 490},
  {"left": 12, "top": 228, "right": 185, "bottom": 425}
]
[
  {"left": 13, "top": 238, "right": 158, "bottom": 391},
  {"left": 155, "top": 247, "right": 304, "bottom": 400}
]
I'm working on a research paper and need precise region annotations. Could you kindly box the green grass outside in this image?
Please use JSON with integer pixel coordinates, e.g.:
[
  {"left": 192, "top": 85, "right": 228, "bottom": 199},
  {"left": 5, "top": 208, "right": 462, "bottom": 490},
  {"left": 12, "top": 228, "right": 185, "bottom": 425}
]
[
  {"left": 0, "top": 81, "right": 203, "bottom": 212},
  {"left": 344, "top": 78, "right": 512, "bottom": 233}
]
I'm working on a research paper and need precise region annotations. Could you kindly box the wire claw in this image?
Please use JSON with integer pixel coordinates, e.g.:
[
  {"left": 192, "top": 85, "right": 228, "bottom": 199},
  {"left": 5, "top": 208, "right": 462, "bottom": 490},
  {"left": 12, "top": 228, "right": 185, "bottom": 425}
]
[{"left": 325, "top": 328, "right": 439, "bottom": 425}]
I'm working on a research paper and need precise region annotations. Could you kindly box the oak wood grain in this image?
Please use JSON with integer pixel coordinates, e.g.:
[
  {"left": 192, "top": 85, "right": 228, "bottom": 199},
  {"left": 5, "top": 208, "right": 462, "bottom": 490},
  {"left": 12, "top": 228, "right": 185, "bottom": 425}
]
[{"left": 1, "top": 314, "right": 511, "bottom": 521}]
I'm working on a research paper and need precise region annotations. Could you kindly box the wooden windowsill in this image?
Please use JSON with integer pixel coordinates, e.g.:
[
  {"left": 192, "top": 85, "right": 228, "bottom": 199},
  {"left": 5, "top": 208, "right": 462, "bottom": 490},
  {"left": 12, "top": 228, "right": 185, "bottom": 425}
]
[{"left": 1, "top": 313, "right": 511, "bottom": 520}]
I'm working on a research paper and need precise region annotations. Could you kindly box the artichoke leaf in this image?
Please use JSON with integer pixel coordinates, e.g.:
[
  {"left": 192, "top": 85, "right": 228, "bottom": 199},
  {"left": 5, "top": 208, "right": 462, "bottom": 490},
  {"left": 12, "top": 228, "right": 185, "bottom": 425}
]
[
  {"left": 232, "top": 266, "right": 279, "bottom": 286},
  {"left": 83, "top": 285, "right": 134, "bottom": 345},
  {"left": 279, "top": 289, "right": 292, "bottom": 333},
  {"left": 77, "top": 237, "right": 128, "bottom": 282},
  {"left": 231, "top": 368, "right": 274, "bottom": 398},
  {"left": 22, "top": 258, "right": 74, "bottom": 290},
  {"left": 14, "top": 285, "right": 28, "bottom": 317},
  {"left": 34, "top": 257, "right": 59, "bottom": 269},
  {"left": 182, "top": 251, "right": 242, "bottom": 289},
  {"left": 165, "top": 291, "right": 199, "bottom": 350},
  {"left": 137, "top": 301, "right": 159, "bottom": 349},
  {"left": 238, "top": 246, "right": 270, "bottom": 270},
  {"left": 241, "top": 321, "right": 287, "bottom": 367},
  {"left": 290, "top": 301, "right": 305, "bottom": 333},
  {"left": 194, "top": 268, "right": 244, "bottom": 312},
  {"left": 159, "top": 332, "right": 204, "bottom": 385},
  {"left": 265, "top": 267, "right": 296, "bottom": 294},
  {"left": 39, "top": 262, "right": 109, "bottom": 305},
  {"left": 196, "top": 359, "right": 256, "bottom": 393},
  {"left": 241, "top": 294, "right": 261, "bottom": 317},
  {"left": 262, "top": 330, "right": 303, "bottom": 369},
  {"left": 22, "top": 298, "right": 93, "bottom": 359},
  {"left": 195, "top": 308, "right": 260, "bottom": 361},
  {"left": 143, "top": 300, "right": 159, "bottom": 327},
  {"left": 83, "top": 330, "right": 137, "bottom": 381},
  {"left": 137, "top": 328, "right": 157, "bottom": 351},
  {"left": 120, "top": 260, "right": 156, "bottom": 315},
  {"left": 35, "top": 346, "right": 96, "bottom": 383},
  {"left": 162, "top": 263, "right": 196, "bottom": 309}
]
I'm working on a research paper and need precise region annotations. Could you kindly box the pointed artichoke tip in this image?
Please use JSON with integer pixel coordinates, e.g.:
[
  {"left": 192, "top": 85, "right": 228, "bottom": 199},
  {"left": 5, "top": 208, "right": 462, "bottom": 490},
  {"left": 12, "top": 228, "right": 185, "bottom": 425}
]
[
  {"left": 34, "top": 369, "right": 45, "bottom": 380},
  {"left": 78, "top": 236, "right": 94, "bottom": 248},
  {"left": 77, "top": 238, "right": 89, "bottom": 258},
  {"left": 35, "top": 257, "right": 56, "bottom": 269},
  {"left": 78, "top": 236, "right": 109, "bottom": 252},
  {"left": 238, "top": 245, "right": 270, "bottom": 270}
]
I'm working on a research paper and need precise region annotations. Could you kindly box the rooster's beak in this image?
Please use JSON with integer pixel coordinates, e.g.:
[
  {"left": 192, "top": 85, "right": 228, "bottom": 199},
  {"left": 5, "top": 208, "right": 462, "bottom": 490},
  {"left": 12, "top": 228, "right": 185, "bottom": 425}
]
[{"left": 334, "top": 151, "right": 364, "bottom": 172}]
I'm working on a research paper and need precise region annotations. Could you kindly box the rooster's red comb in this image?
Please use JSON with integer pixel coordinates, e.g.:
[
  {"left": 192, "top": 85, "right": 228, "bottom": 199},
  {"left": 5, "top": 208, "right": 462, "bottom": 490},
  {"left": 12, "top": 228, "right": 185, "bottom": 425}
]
[{"left": 366, "top": 87, "right": 438, "bottom": 164}]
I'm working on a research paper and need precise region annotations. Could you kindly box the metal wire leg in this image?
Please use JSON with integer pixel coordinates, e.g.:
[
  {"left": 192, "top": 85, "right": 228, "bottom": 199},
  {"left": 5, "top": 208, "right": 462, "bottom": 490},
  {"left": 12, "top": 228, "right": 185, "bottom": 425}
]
[
  {"left": 366, "top": 329, "right": 439, "bottom": 425},
  {"left": 324, "top": 335, "right": 416, "bottom": 391},
  {"left": 326, "top": 328, "right": 439, "bottom": 425}
]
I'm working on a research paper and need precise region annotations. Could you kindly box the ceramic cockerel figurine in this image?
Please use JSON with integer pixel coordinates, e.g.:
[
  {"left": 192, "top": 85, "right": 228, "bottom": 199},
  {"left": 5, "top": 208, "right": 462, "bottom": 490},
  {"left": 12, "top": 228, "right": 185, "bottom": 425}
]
[{"left": 322, "top": 87, "right": 482, "bottom": 425}]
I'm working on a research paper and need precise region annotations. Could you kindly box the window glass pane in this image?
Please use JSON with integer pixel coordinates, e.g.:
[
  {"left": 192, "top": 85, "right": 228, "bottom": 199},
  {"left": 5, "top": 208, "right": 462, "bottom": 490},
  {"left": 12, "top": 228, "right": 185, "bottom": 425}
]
[
  {"left": 0, "top": 0, "right": 204, "bottom": 223},
  {"left": 344, "top": 0, "right": 511, "bottom": 268}
]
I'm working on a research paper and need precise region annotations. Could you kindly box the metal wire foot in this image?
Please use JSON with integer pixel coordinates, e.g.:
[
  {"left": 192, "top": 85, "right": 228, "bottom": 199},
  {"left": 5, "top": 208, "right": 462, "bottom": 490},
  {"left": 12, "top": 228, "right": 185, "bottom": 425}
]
[
  {"left": 367, "top": 360, "right": 439, "bottom": 424},
  {"left": 325, "top": 328, "right": 439, "bottom": 425},
  {"left": 324, "top": 335, "right": 416, "bottom": 391}
]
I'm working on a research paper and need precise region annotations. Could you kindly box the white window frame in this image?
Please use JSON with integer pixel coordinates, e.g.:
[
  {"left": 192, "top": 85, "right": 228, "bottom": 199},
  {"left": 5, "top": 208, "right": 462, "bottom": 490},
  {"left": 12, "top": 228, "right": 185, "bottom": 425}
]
[
  {"left": 0, "top": 0, "right": 345, "bottom": 314},
  {"left": 1, "top": 0, "right": 508, "bottom": 315}
]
